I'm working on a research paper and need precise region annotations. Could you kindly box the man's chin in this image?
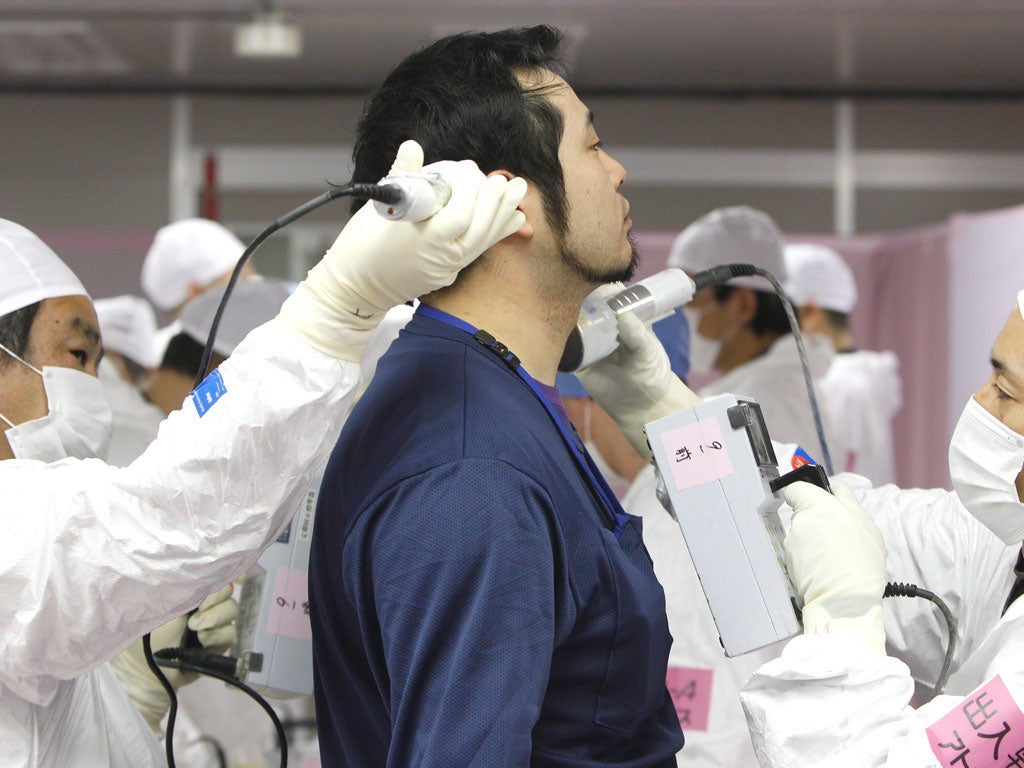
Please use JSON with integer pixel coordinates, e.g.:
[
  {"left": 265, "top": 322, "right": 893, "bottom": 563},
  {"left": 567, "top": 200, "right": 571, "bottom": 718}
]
[
  {"left": 606, "top": 235, "right": 640, "bottom": 283},
  {"left": 560, "top": 233, "right": 640, "bottom": 286}
]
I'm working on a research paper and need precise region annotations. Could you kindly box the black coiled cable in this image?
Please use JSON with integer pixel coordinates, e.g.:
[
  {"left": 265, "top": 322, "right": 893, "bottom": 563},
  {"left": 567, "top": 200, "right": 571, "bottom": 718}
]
[{"left": 883, "top": 581, "right": 957, "bottom": 697}]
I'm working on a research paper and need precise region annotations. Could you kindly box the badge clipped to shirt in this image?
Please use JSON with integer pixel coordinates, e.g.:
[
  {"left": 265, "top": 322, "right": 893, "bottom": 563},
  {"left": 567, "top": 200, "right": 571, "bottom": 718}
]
[{"left": 190, "top": 369, "right": 228, "bottom": 418}]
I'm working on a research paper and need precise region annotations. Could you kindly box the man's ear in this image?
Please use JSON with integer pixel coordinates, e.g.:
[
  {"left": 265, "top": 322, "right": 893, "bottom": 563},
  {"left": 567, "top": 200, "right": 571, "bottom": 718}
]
[
  {"left": 487, "top": 170, "right": 533, "bottom": 238},
  {"left": 731, "top": 287, "right": 759, "bottom": 325}
]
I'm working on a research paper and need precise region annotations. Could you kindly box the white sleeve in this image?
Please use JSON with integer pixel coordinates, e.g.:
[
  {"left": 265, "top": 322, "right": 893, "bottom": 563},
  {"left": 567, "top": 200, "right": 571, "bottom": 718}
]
[
  {"left": 741, "top": 635, "right": 916, "bottom": 766},
  {"left": 742, "top": 611, "right": 1024, "bottom": 766},
  {"left": 741, "top": 478, "right": 1023, "bottom": 767},
  {"left": 845, "top": 475, "right": 1018, "bottom": 686},
  {"left": 0, "top": 319, "right": 359, "bottom": 705}
]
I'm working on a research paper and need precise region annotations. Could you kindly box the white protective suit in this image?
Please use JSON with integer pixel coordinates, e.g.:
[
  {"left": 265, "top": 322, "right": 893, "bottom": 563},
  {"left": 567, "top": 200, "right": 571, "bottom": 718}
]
[
  {"left": 0, "top": 320, "right": 358, "bottom": 767},
  {"left": 699, "top": 333, "right": 839, "bottom": 467},
  {"left": 625, "top": 463, "right": 785, "bottom": 767},
  {"left": 170, "top": 305, "right": 416, "bottom": 768},
  {"left": 818, "top": 349, "right": 902, "bottom": 484},
  {"left": 741, "top": 473, "right": 1021, "bottom": 767}
]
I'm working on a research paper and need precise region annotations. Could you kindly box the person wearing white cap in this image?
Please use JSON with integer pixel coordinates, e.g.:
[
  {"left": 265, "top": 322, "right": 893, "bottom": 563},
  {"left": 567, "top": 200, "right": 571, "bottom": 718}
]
[
  {"left": 0, "top": 219, "right": 236, "bottom": 759},
  {"left": 667, "top": 206, "right": 837, "bottom": 464},
  {"left": 141, "top": 217, "right": 258, "bottom": 367},
  {"left": 0, "top": 138, "right": 528, "bottom": 767},
  {"left": 94, "top": 295, "right": 166, "bottom": 467},
  {"left": 784, "top": 243, "right": 902, "bottom": 484},
  {"left": 577, "top": 268, "right": 1024, "bottom": 765},
  {"left": 141, "top": 218, "right": 255, "bottom": 317}
]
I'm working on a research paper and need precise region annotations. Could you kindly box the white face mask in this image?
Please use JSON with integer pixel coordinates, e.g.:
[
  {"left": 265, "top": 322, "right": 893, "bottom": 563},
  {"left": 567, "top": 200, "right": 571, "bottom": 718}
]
[
  {"left": 683, "top": 307, "right": 722, "bottom": 376},
  {"left": 948, "top": 397, "right": 1024, "bottom": 545},
  {"left": 0, "top": 342, "right": 113, "bottom": 462}
]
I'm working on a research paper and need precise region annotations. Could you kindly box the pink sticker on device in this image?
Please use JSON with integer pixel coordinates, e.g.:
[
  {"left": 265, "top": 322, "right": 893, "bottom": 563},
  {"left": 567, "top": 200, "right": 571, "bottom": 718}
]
[
  {"left": 926, "top": 674, "right": 1024, "bottom": 767},
  {"left": 267, "top": 567, "right": 312, "bottom": 641},
  {"left": 659, "top": 417, "right": 735, "bottom": 492},
  {"left": 666, "top": 666, "right": 714, "bottom": 732}
]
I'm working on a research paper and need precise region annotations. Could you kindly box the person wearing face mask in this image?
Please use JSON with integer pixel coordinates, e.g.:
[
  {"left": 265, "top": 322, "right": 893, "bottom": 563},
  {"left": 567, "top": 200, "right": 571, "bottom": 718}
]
[
  {"left": 0, "top": 148, "right": 527, "bottom": 767},
  {"left": 734, "top": 290, "right": 1024, "bottom": 765},
  {"left": 572, "top": 265, "right": 1024, "bottom": 765},
  {"left": 784, "top": 243, "right": 902, "bottom": 484},
  {"left": 667, "top": 207, "right": 838, "bottom": 465}
]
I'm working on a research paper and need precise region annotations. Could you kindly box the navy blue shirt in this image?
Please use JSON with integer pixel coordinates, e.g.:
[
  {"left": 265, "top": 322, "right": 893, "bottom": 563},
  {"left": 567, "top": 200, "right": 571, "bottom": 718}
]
[{"left": 309, "top": 310, "right": 683, "bottom": 767}]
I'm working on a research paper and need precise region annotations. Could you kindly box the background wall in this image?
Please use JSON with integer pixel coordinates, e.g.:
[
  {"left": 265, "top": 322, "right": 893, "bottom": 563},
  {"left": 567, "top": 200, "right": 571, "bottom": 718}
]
[{"left": 2, "top": 89, "right": 1023, "bottom": 490}]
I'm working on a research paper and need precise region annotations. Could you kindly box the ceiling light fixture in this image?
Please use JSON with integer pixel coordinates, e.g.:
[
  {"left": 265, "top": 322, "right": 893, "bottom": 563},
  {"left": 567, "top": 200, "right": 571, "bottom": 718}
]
[{"left": 234, "top": 4, "right": 303, "bottom": 60}]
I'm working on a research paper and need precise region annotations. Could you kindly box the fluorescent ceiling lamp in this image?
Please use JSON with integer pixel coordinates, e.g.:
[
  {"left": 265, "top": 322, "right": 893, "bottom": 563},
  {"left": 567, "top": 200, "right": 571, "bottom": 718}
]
[{"left": 234, "top": 10, "right": 303, "bottom": 59}]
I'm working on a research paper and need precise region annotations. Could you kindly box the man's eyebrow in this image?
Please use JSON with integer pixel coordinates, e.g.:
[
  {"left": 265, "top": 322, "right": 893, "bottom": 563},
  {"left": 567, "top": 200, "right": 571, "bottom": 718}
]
[
  {"left": 992, "top": 355, "right": 1024, "bottom": 388},
  {"left": 71, "top": 316, "right": 102, "bottom": 347}
]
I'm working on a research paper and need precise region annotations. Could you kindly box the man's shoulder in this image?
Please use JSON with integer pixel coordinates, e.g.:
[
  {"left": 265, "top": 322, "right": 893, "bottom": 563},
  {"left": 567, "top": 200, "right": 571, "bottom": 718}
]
[{"left": 334, "top": 329, "right": 560, "bottom": 494}]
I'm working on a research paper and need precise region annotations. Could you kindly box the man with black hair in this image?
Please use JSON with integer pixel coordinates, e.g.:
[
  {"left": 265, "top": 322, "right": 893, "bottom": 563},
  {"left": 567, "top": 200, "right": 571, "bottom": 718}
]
[
  {"left": 784, "top": 242, "right": 902, "bottom": 483},
  {"left": 310, "top": 25, "right": 689, "bottom": 768}
]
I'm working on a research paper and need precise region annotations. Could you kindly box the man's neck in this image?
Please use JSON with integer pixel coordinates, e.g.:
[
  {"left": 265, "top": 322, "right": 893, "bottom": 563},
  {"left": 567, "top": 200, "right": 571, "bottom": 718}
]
[{"left": 425, "top": 264, "right": 591, "bottom": 386}]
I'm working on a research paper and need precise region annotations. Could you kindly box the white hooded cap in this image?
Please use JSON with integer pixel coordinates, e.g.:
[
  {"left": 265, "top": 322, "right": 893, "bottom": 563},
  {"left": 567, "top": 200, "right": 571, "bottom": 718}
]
[
  {"left": 94, "top": 295, "right": 160, "bottom": 369},
  {"left": 180, "top": 279, "right": 289, "bottom": 358},
  {"left": 666, "top": 206, "right": 786, "bottom": 293},
  {"left": 783, "top": 243, "right": 858, "bottom": 313},
  {"left": 0, "top": 218, "right": 88, "bottom": 319},
  {"left": 141, "top": 218, "right": 245, "bottom": 312}
]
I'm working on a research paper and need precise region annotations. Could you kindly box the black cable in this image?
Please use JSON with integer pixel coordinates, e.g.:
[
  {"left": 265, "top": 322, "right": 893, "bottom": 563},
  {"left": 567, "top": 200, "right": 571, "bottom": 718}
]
[
  {"left": 140, "top": 633, "right": 182, "bottom": 768},
  {"left": 884, "top": 581, "right": 958, "bottom": 697},
  {"left": 192, "top": 182, "right": 401, "bottom": 387},
  {"left": 139, "top": 180, "right": 397, "bottom": 768},
  {"left": 155, "top": 650, "right": 288, "bottom": 768},
  {"left": 691, "top": 263, "right": 835, "bottom": 474}
]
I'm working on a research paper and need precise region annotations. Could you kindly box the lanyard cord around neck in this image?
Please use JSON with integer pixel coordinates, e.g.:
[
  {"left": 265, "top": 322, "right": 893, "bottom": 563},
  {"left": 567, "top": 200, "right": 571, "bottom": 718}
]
[{"left": 416, "top": 304, "right": 629, "bottom": 539}]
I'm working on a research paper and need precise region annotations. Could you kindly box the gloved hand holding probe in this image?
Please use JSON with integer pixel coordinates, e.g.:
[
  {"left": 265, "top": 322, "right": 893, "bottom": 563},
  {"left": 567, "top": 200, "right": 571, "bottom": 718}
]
[
  {"left": 577, "top": 291, "right": 701, "bottom": 457},
  {"left": 279, "top": 139, "right": 528, "bottom": 361},
  {"left": 108, "top": 585, "right": 239, "bottom": 732},
  {"left": 782, "top": 479, "right": 888, "bottom": 653}
]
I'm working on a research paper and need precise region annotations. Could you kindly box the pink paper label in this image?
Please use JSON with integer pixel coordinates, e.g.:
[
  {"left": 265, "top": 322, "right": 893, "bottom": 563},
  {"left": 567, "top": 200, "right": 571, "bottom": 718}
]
[
  {"left": 926, "top": 674, "right": 1024, "bottom": 767},
  {"left": 666, "top": 666, "right": 714, "bottom": 732},
  {"left": 659, "top": 417, "right": 735, "bottom": 492},
  {"left": 267, "top": 567, "right": 312, "bottom": 641}
]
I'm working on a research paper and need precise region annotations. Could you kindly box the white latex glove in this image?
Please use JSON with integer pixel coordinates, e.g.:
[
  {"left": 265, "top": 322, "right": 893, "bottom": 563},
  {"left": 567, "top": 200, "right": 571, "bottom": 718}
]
[
  {"left": 279, "top": 139, "right": 528, "bottom": 361},
  {"left": 108, "top": 585, "right": 239, "bottom": 732},
  {"left": 783, "top": 479, "right": 887, "bottom": 653},
  {"left": 576, "top": 293, "right": 701, "bottom": 457}
]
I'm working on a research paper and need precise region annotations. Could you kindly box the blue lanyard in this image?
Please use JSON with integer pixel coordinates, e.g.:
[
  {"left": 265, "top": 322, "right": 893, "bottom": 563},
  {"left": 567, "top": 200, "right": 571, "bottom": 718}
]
[{"left": 416, "top": 304, "right": 630, "bottom": 539}]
